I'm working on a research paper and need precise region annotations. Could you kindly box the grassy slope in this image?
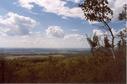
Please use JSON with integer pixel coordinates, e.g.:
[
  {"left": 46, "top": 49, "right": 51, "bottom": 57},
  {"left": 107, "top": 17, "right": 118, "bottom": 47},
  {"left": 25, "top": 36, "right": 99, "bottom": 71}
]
[{"left": 0, "top": 50, "right": 126, "bottom": 83}]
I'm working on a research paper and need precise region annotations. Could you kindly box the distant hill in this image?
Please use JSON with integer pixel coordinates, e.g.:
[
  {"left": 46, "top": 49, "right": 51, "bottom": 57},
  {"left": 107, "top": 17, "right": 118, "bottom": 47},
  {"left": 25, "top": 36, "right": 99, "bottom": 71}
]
[{"left": 0, "top": 48, "right": 90, "bottom": 55}]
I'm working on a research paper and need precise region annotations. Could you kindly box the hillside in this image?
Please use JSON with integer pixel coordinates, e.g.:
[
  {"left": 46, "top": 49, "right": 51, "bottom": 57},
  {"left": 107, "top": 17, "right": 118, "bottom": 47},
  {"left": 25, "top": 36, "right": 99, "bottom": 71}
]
[{"left": 0, "top": 50, "right": 126, "bottom": 83}]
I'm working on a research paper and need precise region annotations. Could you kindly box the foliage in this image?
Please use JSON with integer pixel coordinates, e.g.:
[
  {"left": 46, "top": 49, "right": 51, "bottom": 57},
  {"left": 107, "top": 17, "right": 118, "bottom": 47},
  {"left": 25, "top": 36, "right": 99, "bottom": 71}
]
[
  {"left": 119, "top": 4, "right": 127, "bottom": 21},
  {"left": 104, "top": 35, "right": 111, "bottom": 48},
  {"left": 86, "top": 33, "right": 100, "bottom": 56},
  {"left": 79, "top": 0, "right": 113, "bottom": 22},
  {"left": 0, "top": 50, "right": 126, "bottom": 83},
  {"left": 79, "top": 0, "right": 127, "bottom": 59}
]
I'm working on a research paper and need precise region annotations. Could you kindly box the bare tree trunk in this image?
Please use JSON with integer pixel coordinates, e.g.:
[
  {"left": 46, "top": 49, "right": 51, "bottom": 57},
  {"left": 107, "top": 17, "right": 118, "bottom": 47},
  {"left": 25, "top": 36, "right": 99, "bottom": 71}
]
[
  {"left": 102, "top": 20, "right": 114, "bottom": 46},
  {"left": 102, "top": 20, "right": 116, "bottom": 59}
]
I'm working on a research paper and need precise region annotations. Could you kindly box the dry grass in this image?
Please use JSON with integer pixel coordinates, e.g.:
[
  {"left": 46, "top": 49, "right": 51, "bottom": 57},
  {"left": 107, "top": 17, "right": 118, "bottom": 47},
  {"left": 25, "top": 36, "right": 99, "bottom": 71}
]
[{"left": 0, "top": 48, "right": 126, "bottom": 83}]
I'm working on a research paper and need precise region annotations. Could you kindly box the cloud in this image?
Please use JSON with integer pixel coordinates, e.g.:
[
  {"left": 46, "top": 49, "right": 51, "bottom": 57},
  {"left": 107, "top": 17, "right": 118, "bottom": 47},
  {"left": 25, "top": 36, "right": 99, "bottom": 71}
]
[
  {"left": 0, "top": 34, "right": 89, "bottom": 48},
  {"left": 64, "top": 34, "right": 84, "bottom": 40},
  {"left": 0, "top": 23, "right": 89, "bottom": 48},
  {"left": 93, "top": 29, "right": 104, "bottom": 36},
  {"left": 108, "top": 0, "right": 126, "bottom": 20},
  {"left": 18, "top": 0, "right": 34, "bottom": 10},
  {"left": 73, "top": 0, "right": 81, "bottom": 3},
  {"left": 18, "top": 0, "right": 84, "bottom": 19},
  {"left": 18, "top": 0, "right": 126, "bottom": 20},
  {"left": 116, "top": 28, "right": 127, "bottom": 36},
  {"left": 94, "top": 29, "right": 116, "bottom": 36},
  {"left": 88, "top": 0, "right": 126, "bottom": 24},
  {"left": 93, "top": 28, "right": 118, "bottom": 36},
  {"left": 63, "top": 34, "right": 88, "bottom": 48},
  {"left": 0, "top": 12, "right": 37, "bottom": 36},
  {"left": 46, "top": 26, "right": 65, "bottom": 38},
  {"left": 66, "top": 0, "right": 81, "bottom": 3},
  {"left": 45, "top": 26, "right": 88, "bottom": 48}
]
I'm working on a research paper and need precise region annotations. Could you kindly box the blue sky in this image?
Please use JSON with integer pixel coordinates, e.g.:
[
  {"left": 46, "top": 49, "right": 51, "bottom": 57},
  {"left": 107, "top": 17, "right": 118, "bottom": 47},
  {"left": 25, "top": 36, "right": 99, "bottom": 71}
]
[{"left": 0, "top": 0, "right": 126, "bottom": 48}]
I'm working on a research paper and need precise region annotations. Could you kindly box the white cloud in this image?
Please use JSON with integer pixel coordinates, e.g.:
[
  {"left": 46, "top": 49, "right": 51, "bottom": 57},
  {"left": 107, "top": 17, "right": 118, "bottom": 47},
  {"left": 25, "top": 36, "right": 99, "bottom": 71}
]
[
  {"left": 18, "top": 0, "right": 34, "bottom": 10},
  {"left": 46, "top": 26, "right": 65, "bottom": 38},
  {"left": 0, "top": 33, "right": 89, "bottom": 48},
  {"left": 64, "top": 34, "right": 84, "bottom": 40},
  {"left": 93, "top": 29, "right": 104, "bottom": 36},
  {"left": 108, "top": 0, "right": 126, "bottom": 20},
  {"left": 116, "top": 28, "right": 127, "bottom": 36},
  {"left": 74, "top": 0, "right": 81, "bottom": 3},
  {"left": 63, "top": 34, "right": 89, "bottom": 48},
  {"left": 93, "top": 28, "right": 118, "bottom": 37},
  {"left": 92, "top": 28, "right": 127, "bottom": 43},
  {"left": 92, "top": 28, "right": 127, "bottom": 46},
  {"left": 0, "top": 12, "right": 37, "bottom": 36},
  {"left": 66, "top": 0, "right": 81, "bottom": 3},
  {"left": 88, "top": 20, "right": 99, "bottom": 24},
  {"left": 18, "top": 0, "right": 126, "bottom": 20},
  {"left": 88, "top": 0, "right": 126, "bottom": 24},
  {"left": 0, "top": 23, "right": 89, "bottom": 48},
  {"left": 18, "top": 0, "right": 84, "bottom": 19},
  {"left": 111, "top": 28, "right": 118, "bottom": 36}
]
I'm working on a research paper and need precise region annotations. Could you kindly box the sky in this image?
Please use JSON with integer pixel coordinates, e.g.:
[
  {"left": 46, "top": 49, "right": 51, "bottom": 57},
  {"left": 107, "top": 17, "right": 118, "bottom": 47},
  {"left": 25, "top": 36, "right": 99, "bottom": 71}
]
[{"left": 0, "top": 0, "right": 126, "bottom": 48}]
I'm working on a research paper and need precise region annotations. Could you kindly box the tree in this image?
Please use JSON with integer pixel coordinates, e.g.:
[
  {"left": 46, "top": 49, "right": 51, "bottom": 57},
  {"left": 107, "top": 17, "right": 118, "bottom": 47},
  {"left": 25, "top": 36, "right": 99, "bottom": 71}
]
[
  {"left": 104, "top": 35, "right": 111, "bottom": 48},
  {"left": 118, "top": 4, "right": 127, "bottom": 56},
  {"left": 118, "top": 4, "right": 127, "bottom": 47},
  {"left": 117, "top": 31, "right": 126, "bottom": 47},
  {"left": 79, "top": 0, "right": 116, "bottom": 59},
  {"left": 118, "top": 4, "right": 127, "bottom": 21},
  {"left": 86, "top": 33, "right": 99, "bottom": 56}
]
